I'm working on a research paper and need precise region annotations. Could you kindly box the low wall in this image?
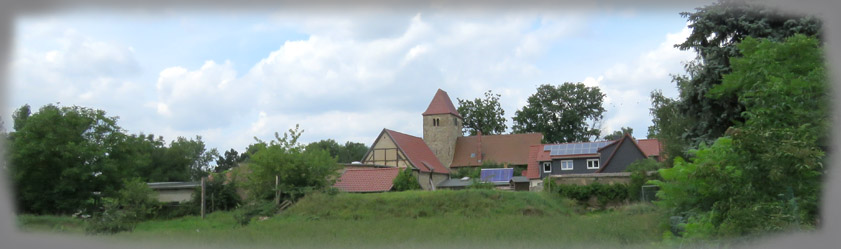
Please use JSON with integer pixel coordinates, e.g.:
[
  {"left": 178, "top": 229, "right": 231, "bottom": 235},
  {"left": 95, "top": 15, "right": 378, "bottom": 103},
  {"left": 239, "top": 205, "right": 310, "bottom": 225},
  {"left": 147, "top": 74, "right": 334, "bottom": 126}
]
[{"left": 547, "top": 172, "right": 632, "bottom": 186}]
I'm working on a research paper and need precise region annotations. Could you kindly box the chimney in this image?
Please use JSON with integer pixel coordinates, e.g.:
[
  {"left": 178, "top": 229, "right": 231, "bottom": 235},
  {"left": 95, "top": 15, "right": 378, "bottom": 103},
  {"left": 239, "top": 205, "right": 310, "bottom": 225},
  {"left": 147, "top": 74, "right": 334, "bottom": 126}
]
[{"left": 477, "top": 130, "right": 483, "bottom": 164}]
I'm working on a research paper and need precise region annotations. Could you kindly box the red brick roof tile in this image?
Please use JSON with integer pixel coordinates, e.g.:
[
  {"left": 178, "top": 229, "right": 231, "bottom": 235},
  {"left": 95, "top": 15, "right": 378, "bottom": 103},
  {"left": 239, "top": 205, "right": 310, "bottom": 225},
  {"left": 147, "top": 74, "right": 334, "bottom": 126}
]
[
  {"left": 636, "top": 139, "right": 662, "bottom": 157},
  {"left": 422, "top": 89, "right": 461, "bottom": 118},
  {"left": 525, "top": 145, "right": 550, "bottom": 179},
  {"left": 451, "top": 133, "right": 543, "bottom": 167},
  {"left": 333, "top": 167, "right": 400, "bottom": 193},
  {"left": 385, "top": 129, "right": 449, "bottom": 174}
]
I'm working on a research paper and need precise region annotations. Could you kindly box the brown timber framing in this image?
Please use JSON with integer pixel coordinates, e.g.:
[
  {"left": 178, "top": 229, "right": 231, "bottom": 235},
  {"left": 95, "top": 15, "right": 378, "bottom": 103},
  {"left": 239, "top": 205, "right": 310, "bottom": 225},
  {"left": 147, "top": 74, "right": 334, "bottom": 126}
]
[
  {"left": 366, "top": 148, "right": 407, "bottom": 166},
  {"left": 361, "top": 129, "right": 410, "bottom": 168}
]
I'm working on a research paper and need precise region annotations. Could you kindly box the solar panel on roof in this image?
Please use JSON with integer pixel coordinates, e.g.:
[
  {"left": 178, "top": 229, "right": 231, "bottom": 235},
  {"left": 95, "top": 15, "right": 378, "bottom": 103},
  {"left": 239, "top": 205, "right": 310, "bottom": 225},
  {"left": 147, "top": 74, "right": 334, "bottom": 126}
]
[
  {"left": 480, "top": 168, "right": 514, "bottom": 182},
  {"left": 546, "top": 141, "right": 613, "bottom": 156}
]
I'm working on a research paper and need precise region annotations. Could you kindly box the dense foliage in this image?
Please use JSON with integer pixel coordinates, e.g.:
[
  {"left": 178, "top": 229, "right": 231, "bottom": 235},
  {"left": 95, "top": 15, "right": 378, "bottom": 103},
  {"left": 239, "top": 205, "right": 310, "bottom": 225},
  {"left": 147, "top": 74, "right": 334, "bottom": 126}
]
[
  {"left": 9, "top": 104, "right": 124, "bottom": 214},
  {"left": 512, "top": 83, "right": 605, "bottom": 143},
  {"left": 192, "top": 174, "right": 242, "bottom": 213},
  {"left": 625, "top": 158, "right": 662, "bottom": 202},
  {"left": 651, "top": 35, "right": 827, "bottom": 238},
  {"left": 456, "top": 90, "right": 508, "bottom": 136},
  {"left": 86, "top": 178, "right": 159, "bottom": 234},
  {"left": 392, "top": 167, "right": 422, "bottom": 191},
  {"left": 667, "top": 0, "right": 823, "bottom": 148},
  {"left": 305, "top": 139, "right": 369, "bottom": 163},
  {"left": 243, "top": 125, "right": 341, "bottom": 201},
  {"left": 650, "top": 0, "right": 823, "bottom": 158},
  {"left": 554, "top": 183, "right": 630, "bottom": 208},
  {"left": 214, "top": 148, "right": 246, "bottom": 173},
  {"left": 7, "top": 104, "right": 220, "bottom": 215}
]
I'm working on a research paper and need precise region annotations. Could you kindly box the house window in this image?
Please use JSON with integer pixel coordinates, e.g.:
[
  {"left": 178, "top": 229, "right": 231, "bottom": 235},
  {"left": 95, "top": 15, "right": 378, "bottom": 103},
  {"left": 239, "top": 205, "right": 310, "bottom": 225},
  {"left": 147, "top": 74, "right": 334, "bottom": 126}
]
[
  {"left": 561, "top": 160, "right": 573, "bottom": 170},
  {"left": 470, "top": 153, "right": 476, "bottom": 158},
  {"left": 433, "top": 118, "right": 439, "bottom": 126},
  {"left": 453, "top": 119, "right": 458, "bottom": 126},
  {"left": 587, "top": 159, "right": 600, "bottom": 169},
  {"left": 542, "top": 162, "right": 551, "bottom": 173}
]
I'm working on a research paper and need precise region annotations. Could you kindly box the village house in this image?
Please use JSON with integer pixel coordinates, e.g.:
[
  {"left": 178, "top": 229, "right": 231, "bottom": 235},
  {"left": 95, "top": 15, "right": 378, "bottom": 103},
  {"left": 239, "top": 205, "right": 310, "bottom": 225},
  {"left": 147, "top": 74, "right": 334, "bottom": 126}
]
[
  {"left": 524, "top": 134, "right": 663, "bottom": 188},
  {"left": 332, "top": 88, "right": 664, "bottom": 192}
]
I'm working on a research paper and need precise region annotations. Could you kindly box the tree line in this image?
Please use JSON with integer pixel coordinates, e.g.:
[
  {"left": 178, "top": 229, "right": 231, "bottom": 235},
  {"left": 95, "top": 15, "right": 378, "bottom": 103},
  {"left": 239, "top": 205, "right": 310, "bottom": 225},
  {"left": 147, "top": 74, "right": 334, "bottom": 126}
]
[{"left": 2, "top": 104, "right": 367, "bottom": 215}]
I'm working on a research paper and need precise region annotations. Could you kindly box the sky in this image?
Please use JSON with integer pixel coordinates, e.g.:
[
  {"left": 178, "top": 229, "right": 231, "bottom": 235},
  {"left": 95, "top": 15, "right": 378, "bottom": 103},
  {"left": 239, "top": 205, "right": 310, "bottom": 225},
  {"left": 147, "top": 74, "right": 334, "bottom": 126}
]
[{"left": 5, "top": 4, "right": 707, "bottom": 154}]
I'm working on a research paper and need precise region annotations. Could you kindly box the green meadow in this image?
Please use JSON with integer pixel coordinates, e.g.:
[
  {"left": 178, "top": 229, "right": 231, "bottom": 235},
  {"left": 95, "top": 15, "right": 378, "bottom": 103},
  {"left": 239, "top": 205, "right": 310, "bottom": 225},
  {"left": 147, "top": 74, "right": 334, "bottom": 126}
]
[{"left": 17, "top": 190, "right": 671, "bottom": 248}]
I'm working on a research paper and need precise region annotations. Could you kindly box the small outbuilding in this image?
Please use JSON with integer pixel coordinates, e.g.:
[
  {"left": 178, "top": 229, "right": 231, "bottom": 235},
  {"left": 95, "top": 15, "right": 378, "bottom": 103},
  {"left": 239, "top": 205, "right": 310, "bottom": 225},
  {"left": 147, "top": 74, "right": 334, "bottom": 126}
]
[{"left": 147, "top": 182, "right": 199, "bottom": 203}]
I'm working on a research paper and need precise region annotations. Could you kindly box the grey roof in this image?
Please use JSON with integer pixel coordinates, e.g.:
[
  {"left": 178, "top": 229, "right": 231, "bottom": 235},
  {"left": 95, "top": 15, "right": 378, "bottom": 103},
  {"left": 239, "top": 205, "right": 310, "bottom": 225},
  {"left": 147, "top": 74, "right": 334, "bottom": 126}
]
[
  {"left": 510, "top": 176, "right": 530, "bottom": 183},
  {"left": 147, "top": 182, "right": 200, "bottom": 190}
]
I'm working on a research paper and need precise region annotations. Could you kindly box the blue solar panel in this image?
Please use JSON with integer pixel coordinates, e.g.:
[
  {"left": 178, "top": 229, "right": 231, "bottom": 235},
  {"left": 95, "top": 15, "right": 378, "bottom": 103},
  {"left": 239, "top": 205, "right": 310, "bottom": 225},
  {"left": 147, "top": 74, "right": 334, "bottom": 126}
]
[
  {"left": 480, "top": 168, "right": 514, "bottom": 182},
  {"left": 546, "top": 141, "right": 613, "bottom": 156}
]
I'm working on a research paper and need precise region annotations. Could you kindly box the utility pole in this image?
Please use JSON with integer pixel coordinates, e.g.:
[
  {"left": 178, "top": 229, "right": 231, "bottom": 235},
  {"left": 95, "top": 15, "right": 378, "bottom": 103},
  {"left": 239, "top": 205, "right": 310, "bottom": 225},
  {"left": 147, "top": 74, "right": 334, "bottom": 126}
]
[{"left": 275, "top": 175, "right": 280, "bottom": 205}]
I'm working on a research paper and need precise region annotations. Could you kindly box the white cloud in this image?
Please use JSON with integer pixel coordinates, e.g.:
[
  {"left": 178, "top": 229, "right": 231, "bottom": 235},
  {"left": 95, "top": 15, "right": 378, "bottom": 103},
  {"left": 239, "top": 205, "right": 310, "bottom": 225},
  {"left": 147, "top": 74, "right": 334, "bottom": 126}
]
[
  {"left": 9, "top": 10, "right": 693, "bottom": 154},
  {"left": 584, "top": 26, "right": 694, "bottom": 138},
  {"left": 154, "top": 60, "right": 253, "bottom": 130}
]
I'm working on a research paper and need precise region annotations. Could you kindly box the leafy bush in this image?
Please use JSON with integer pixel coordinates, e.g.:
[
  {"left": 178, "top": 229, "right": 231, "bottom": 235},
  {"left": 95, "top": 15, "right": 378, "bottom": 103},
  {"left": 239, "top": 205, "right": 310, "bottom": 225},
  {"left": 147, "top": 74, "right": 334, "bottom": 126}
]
[
  {"left": 233, "top": 201, "right": 279, "bottom": 226},
  {"left": 243, "top": 125, "right": 341, "bottom": 202},
  {"left": 626, "top": 158, "right": 662, "bottom": 202},
  {"left": 392, "top": 167, "right": 421, "bottom": 191},
  {"left": 467, "top": 180, "right": 496, "bottom": 189},
  {"left": 86, "top": 178, "right": 159, "bottom": 234},
  {"left": 154, "top": 202, "right": 198, "bottom": 220},
  {"left": 555, "top": 183, "right": 629, "bottom": 208},
  {"left": 189, "top": 175, "right": 242, "bottom": 214}
]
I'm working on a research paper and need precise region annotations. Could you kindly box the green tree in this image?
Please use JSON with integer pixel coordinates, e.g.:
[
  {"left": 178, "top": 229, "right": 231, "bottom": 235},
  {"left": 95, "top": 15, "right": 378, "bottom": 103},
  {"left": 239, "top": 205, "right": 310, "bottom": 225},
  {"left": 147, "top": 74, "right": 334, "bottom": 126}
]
[
  {"left": 244, "top": 125, "right": 341, "bottom": 201},
  {"left": 9, "top": 104, "right": 124, "bottom": 214},
  {"left": 306, "top": 139, "right": 370, "bottom": 163},
  {"left": 647, "top": 90, "right": 692, "bottom": 166},
  {"left": 339, "top": 141, "right": 369, "bottom": 163},
  {"left": 215, "top": 148, "right": 244, "bottom": 173},
  {"left": 392, "top": 167, "right": 421, "bottom": 191},
  {"left": 168, "top": 136, "right": 218, "bottom": 181},
  {"left": 457, "top": 90, "right": 508, "bottom": 136},
  {"left": 512, "top": 83, "right": 605, "bottom": 143},
  {"left": 652, "top": 35, "right": 827, "bottom": 238},
  {"left": 666, "top": 0, "right": 822, "bottom": 148},
  {"left": 603, "top": 127, "right": 633, "bottom": 140}
]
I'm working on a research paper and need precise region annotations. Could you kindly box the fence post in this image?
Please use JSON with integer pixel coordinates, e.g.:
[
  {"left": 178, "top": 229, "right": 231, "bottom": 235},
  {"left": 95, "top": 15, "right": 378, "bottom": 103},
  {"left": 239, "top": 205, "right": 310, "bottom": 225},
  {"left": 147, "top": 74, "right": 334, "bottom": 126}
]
[{"left": 201, "top": 177, "right": 206, "bottom": 219}]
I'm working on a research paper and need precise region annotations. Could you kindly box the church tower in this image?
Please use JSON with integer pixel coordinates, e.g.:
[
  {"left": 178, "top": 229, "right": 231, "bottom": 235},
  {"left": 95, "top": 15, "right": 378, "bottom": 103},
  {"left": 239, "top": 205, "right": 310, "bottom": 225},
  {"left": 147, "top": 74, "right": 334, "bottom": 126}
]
[{"left": 422, "top": 89, "right": 463, "bottom": 169}]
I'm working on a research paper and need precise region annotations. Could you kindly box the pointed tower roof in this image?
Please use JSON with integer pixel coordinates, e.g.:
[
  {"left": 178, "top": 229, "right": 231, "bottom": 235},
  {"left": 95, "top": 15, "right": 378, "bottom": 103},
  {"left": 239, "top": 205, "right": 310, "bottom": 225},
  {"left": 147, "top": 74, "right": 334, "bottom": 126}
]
[{"left": 422, "top": 89, "right": 461, "bottom": 118}]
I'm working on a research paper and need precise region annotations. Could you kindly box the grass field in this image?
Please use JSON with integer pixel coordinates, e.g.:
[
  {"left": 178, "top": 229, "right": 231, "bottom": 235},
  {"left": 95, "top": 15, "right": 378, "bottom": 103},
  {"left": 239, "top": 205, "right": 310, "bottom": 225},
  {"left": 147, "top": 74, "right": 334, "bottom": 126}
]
[{"left": 17, "top": 190, "right": 672, "bottom": 249}]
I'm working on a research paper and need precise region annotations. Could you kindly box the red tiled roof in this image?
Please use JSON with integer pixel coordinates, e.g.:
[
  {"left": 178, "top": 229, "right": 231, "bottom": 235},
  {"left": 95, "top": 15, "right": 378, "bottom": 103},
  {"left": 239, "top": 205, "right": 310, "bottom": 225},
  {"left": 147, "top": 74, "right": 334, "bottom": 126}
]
[
  {"left": 333, "top": 167, "right": 400, "bottom": 193},
  {"left": 525, "top": 145, "right": 550, "bottom": 179},
  {"left": 385, "top": 129, "right": 450, "bottom": 174},
  {"left": 422, "top": 89, "right": 461, "bottom": 118},
  {"left": 451, "top": 133, "right": 543, "bottom": 167},
  {"left": 636, "top": 139, "right": 662, "bottom": 157}
]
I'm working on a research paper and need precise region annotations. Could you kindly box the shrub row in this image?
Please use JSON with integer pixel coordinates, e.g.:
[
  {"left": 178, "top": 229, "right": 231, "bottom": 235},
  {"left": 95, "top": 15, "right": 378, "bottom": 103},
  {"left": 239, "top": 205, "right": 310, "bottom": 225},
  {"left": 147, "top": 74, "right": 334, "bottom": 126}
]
[{"left": 554, "top": 183, "right": 630, "bottom": 207}]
